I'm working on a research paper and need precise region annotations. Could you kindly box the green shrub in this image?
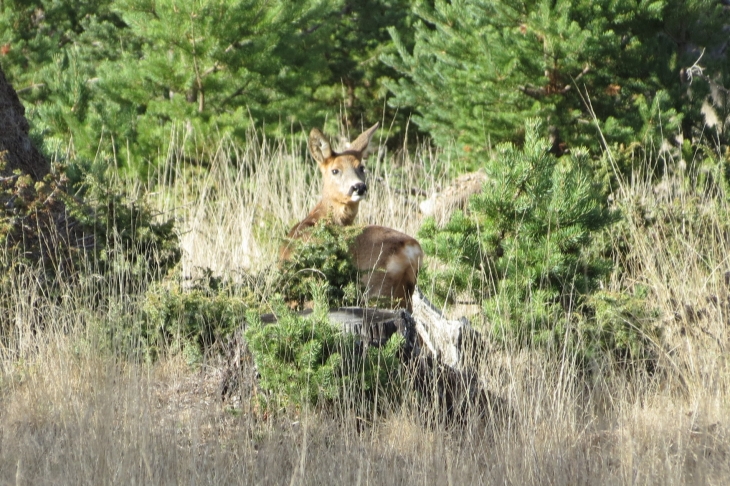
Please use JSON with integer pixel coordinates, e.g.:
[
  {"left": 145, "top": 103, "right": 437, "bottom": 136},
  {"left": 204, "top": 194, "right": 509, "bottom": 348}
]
[
  {"left": 419, "top": 121, "right": 615, "bottom": 310},
  {"left": 578, "top": 288, "right": 660, "bottom": 367},
  {"left": 138, "top": 278, "right": 252, "bottom": 364},
  {"left": 245, "top": 292, "right": 404, "bottom": 413},
  {"left": 0, "top": 161, "right": 181, "bottom": 350},
  {"left": 0, "top": 164, "right": 84, "bottom": 276},
  {"left": 418, "top": 120, "right": 640, "bottom": 354},
  {"left": 278, "top": 222, "right": 364, "bottom": 309}
]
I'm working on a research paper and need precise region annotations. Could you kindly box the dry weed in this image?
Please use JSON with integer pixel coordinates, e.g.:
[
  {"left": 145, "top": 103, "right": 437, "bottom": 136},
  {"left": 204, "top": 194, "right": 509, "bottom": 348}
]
[{"left": 2, "top": 130, "right": 730, "bottom": 484}]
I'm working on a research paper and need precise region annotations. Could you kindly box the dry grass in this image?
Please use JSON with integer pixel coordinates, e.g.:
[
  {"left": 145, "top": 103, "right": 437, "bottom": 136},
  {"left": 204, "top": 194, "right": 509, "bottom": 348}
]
[
  {"left": 144, "top": 127, "right": 444, "bottom": 276},
  {"left": 2, "top": 129, "right": 730, "bottom": 484}
]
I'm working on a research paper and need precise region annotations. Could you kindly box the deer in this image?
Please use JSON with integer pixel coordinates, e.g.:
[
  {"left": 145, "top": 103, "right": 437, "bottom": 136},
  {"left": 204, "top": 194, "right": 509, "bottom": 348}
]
[{"left": 281, "top": 122, "right": 423, "bottom": 309}]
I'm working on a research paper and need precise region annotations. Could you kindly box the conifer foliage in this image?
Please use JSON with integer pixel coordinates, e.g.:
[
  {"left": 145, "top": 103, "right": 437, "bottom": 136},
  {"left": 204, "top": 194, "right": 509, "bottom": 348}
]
[
  {"left": 278, "top": 222, "right": 363, "bottom": 309},
  {"left": 419, "top": 120, "right": 618, "bottom": 345},
  {"left": 99, "top": 0, "right": 328, "bottom": 168},
  {"left": 0, "top": 0, "right": 128, "bottom": 159},
  {"left": 0, "top": 0, "right": 415, "bottom": 172},
  {"left": 245, "top": 296, "right": 404, "bottom": 411},
  {"left": 385, "top": 0, "right": 729, "bottom": 170}
]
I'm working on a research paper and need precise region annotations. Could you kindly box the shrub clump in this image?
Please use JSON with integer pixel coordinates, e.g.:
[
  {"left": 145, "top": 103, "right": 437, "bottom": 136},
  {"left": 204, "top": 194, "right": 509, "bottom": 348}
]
[
  {"left": 0, "top": 161, "right": 180, "bottom": 283},
  {"left": 137, "top": 277, "right": 255, "bottom": 364},
  {"left": 418, "top": 120, "right": 658, "bottom": 364},
  {"left": 278, "top": 222, "right": 364, "bottom": 309},
  {"left": 245, "top": 293, "right": 404, "bottom": 414},
  {"left": 579, "top": 288, "right": 660, "bottom": 367}
]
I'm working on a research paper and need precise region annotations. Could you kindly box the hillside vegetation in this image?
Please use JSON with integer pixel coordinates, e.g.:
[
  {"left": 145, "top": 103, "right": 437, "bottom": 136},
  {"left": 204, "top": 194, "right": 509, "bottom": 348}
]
[{"left": 1, "top": 1, "right": 730, "bottom": 484}]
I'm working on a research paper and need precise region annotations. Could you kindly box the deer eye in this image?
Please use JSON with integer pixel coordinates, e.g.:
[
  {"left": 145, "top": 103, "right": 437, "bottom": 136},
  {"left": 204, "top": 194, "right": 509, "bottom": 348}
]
[{"left": 331, "top": 169, "right": 340, "bottom": 175}]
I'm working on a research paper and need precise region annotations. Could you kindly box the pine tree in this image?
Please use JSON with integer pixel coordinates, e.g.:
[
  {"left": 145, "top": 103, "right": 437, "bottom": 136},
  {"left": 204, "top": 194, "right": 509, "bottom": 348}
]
[
  {"left": 0, "top": 0, "right": 130, "bottom": 161},
  {"left": 306, "top": 0, "right": 416, "bottom": 136},
  {"left": 418, "top": 120, "right": 618, "bottom": 345},
  {"left": 89, "top": 0, "right": 338, "bottom": 172},
  {"left": 384, "top": 0, "right": 730, "bottom": 172},
  {"left": 1, "top": 0, "right": 418, "bottom": 172}
]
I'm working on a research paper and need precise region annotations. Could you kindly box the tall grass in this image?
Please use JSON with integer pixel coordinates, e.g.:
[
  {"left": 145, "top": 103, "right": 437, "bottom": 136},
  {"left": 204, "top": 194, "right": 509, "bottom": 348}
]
[
  {"left": 1, "top": 127, "right": 729, "bottom": 484},
  {"left": 146, "top": 126, "right": 444, "bottom": 276}
]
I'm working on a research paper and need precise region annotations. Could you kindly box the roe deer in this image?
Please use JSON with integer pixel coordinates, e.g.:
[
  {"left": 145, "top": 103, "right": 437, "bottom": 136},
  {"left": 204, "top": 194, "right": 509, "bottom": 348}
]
[{"left": 281, "top": 122, "right": 423, "bottom": 309}]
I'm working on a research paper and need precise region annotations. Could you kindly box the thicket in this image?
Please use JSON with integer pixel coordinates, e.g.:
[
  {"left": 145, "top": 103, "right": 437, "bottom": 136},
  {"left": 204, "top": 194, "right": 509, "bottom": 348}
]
[
  {"left": 0, "top": 0, "right": 414, "bottom": 174},
  {"left": 418, "top": 120, "right": 659, "bottom": 364},
  {"left": 385, "top": 0, "right": 730, "bottom": 172},
  {"left": 3, "top": 0, "right": 727, "bottom": 177},
  {"left": 3, "top": 0, "right": 730, "bottom": 411}
]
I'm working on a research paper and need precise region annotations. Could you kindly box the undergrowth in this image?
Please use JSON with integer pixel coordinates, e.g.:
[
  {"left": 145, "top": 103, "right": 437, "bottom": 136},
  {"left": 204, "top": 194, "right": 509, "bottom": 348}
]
[
  {"left": 277, "top": 222, "right": 364, "bottom": 309},
  {"left": 245, "top": 287, "right": 404, "bottom": 415},
  {"left": 2, "top": 123, "right": 730, "bottom": 484},
  {"left": 0, "top": 160, "right": 180, "bottom": 287}
]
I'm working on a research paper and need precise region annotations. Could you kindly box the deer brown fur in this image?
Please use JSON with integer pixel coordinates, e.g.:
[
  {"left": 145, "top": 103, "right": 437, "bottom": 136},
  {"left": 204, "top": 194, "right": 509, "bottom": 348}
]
[{"left": 282, "top": 123, "right": 423, "bottom": 309}]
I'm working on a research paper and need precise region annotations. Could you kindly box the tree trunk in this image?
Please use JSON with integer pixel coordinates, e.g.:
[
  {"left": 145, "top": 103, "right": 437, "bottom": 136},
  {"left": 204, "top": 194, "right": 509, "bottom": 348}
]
[
  {"left": 0, "top": 65, "right": 49, "bottom": 179},
  {"left": 0, "top": 65, "right": 91, "bottom": 273}
]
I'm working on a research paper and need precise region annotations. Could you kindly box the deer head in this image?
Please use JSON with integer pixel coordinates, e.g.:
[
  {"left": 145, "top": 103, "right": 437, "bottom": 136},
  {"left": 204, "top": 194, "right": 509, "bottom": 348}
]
[{"left": 308, "top": 123, "right": 379, "bottom": 211}]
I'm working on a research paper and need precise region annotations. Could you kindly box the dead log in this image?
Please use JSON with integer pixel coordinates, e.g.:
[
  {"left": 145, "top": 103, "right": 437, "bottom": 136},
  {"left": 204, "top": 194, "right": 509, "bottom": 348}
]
[
  {"left": 410, "top": 289, "right": 485, "bottom": 371},
  {"left": 419, "top": 170, "right": 488, "bottom": 225}
]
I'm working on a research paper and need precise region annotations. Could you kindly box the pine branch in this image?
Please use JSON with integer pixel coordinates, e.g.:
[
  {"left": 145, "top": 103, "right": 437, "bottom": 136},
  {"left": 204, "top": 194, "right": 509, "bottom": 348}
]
[
  {"left": 519, "top": 66, "right": 590, "bottom": 99},
  {"left": 216, "top": 81, "right": 251, "bottom": 108},
  {"left": 16, "top": 83, "right": 46, "bottom": 94}
]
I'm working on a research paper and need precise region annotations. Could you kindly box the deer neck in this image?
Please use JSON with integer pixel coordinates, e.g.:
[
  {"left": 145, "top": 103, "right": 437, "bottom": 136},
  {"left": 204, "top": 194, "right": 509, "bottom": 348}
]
[{"left": 309, "top": 198, "right": 359, "bottom": 226}]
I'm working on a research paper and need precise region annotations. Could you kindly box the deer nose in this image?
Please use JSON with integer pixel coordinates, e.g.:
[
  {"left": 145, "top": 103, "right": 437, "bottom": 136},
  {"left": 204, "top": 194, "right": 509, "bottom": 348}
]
[{"left": 352, "top": 182, "right": 368, "bottom": 196}]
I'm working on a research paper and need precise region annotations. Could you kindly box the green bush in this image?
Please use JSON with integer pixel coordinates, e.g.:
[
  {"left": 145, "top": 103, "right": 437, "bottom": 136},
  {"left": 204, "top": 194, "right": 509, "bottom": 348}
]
[
  {"left": 419, "top": 121, "right": 615, "bottom": 307},
  {"left": 278, "top": 222, "right": 364, "bottom": 309},
  {"left": 0, "top": 161, "right": 182, "bottom": 350},
  {"left": 245, "top": 293, "right": 404, "bottom": 412},
  {"left": 417, "top": 120, "right": 651, "bottom": 358},
  {"left": 578, "top": 288, "right": 660, "bottom": 366},
  {"left": 139, "top": 278, "right": 252, "bottom": 364}
]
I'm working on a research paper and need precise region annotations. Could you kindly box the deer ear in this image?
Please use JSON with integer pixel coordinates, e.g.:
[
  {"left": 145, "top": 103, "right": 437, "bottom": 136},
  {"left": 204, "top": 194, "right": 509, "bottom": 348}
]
[
  {"left": 348, "top": 122, "right": 379, "bottom": 154},
  {"left": 309, "top": 128, "right": 332, "bottom": 164}
]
